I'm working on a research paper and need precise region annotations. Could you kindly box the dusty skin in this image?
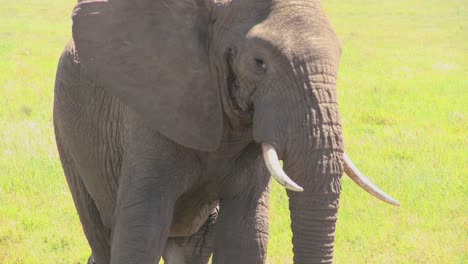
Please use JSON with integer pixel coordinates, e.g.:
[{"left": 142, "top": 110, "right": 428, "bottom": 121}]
[{"left": 54, "top": 0, "right": 397, "bottom": 263}]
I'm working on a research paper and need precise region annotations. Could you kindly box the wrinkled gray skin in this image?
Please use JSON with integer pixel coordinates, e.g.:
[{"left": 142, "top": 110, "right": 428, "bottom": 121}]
[{"left": 54, "top": 0, "right": 344, "bottom": 263}]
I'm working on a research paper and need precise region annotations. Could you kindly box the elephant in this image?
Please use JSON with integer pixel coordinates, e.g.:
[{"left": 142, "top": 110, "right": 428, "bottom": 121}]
[{"left": 53, "top": 0, "right": 399, "bottom": 263}]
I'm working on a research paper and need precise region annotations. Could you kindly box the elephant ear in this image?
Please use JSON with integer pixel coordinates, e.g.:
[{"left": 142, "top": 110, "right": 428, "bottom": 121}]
[{"left": 72, "top": 0, "right": 222, "bottom": 151}]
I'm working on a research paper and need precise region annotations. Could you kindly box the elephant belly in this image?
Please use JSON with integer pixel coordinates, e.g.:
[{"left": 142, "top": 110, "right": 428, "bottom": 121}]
[{"left": 169, "top": 186, "right": 218, "bottom": 237}]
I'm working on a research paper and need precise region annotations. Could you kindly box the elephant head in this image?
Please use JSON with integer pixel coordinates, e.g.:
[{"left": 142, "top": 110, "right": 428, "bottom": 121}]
[{"left": 72, "top": 0, "right": 399, "bottom": 262}]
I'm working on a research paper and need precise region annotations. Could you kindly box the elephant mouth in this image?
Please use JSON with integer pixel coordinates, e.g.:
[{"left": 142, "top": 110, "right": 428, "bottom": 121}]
[{"left": 261, "top": 142, "right": 400, "bottom": 206}]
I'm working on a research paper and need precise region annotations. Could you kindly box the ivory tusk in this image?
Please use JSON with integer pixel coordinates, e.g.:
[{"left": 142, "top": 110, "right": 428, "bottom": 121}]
[
  {"left": 344, "top": 153, "right": 400, "bottom": 206},
  {"left": 261, "top": 143, "right": 400, "bottom": 205},
  {"left": 261, "top": 143, "right": 304, "bottom": 192}
]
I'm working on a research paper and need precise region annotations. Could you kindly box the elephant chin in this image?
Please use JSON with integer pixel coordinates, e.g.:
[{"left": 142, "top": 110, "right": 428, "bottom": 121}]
[{"left": 261, "top": 143, "right": 400, "bottom": 206}]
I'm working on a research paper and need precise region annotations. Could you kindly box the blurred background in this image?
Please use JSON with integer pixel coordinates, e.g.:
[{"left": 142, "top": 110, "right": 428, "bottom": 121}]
[{"left": 0, "top": 0, "right": 466, "bottom": 263}]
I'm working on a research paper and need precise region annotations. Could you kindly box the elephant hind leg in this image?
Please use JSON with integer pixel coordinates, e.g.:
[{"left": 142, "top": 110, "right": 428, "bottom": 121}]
[
  {"left": 55, "top": 137, "right": 111, "bottom": 264},
  {"left": 162, "top": 207, "right": 218, "bottom": 264}
]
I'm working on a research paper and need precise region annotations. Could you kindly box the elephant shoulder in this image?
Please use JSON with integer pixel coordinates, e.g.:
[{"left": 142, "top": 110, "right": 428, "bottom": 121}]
[
  {"left": 56, "top": 40, "right": 85, "bottom": 80},
  {"left": 54, "top": 39, "right": 114, "bottom": 123},
  {"left": 55, "top": 40, "right": 105, "bottom": 103}
]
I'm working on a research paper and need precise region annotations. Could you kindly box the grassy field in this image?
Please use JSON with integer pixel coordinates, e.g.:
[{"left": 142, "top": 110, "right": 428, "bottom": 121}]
[{"left": 0, "top": 0, "right": 466, "bottom": 263}]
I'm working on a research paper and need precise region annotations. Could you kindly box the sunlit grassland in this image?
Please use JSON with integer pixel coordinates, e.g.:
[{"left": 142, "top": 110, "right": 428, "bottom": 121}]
[
  {"left": 0, "top": 0, "right": 466, "bottom": 263},
  {"left": 0, "top": 1, "right": 89, "bottom": 263}
]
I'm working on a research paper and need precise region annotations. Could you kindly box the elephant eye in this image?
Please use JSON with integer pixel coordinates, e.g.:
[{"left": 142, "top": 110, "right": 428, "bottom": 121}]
[{"left": 254, "top": 58, "right": 267, "bottom": 72}]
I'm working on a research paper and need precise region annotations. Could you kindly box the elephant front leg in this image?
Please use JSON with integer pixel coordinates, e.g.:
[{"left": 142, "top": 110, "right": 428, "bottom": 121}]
[
  {"left": 110, "top": 119, "right": 199, "bottom": 264},
  {"left": 212, "top": 146, "right": 271, "bottom": 264},
  {"left": 111, "top": 171, "right": 176, "bottom": 264},
  {"left": 212, "top": 188, "right": 270, "bottom": 264}
]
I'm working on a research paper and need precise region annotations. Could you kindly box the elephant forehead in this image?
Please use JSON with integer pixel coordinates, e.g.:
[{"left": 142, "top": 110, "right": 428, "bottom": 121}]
[{"left": 244, "top": 4, "right": 341, "bottom": 61}]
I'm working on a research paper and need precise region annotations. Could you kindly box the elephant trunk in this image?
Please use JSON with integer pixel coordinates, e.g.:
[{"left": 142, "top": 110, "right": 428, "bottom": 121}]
[
  {"left": 254, "top": 59, "right": 344, "bottom": 263},
  {"left": 284, "top": 109, "right": 343, "bottom": 263},
  {"left": 285, "top": 151, "right": 343, "bottom": 264}
]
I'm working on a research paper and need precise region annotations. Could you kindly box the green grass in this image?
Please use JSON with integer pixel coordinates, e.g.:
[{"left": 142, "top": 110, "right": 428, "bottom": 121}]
[{"left": 0, "top": 0, "right": 466, "bottom": 263}]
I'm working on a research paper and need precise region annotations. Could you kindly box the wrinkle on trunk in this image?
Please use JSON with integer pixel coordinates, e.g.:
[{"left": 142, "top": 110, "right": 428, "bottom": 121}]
[
  {"left": 286, "top": 154, "right": 342, "bottom": 264},
  {"left": 289, "top": 201, "right": 338, "bottom": 263},
  {"left": 253, "top": 57, "right": 343, "bottom": 263},
  {"left": 269, "top": 58, "right": 344, "bottom": 263},
  {"left": 284, "top": 107, "right": 343, "bottom": 262},
  {"left": 284, "top": 134, "right": 343, "bottom": 263}
]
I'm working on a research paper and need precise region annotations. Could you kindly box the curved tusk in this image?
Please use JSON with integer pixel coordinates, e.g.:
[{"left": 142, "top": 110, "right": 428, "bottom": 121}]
[
  {"left": 343, "top": 153, "right": 400, "bottom": 206},
  {"left": 261, "top": 143, "right": 304, "bottom": 192}
]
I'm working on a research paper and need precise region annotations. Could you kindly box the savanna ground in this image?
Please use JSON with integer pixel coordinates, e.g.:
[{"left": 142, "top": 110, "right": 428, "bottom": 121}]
[{"left": 0, "top": 0, "right": 466, "bottom": 263}]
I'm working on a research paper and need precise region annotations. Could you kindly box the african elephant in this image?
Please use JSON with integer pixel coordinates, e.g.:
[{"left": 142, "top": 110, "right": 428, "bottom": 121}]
[{"left": 53, "top": 0, "right": 399, "bottom": 263}]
